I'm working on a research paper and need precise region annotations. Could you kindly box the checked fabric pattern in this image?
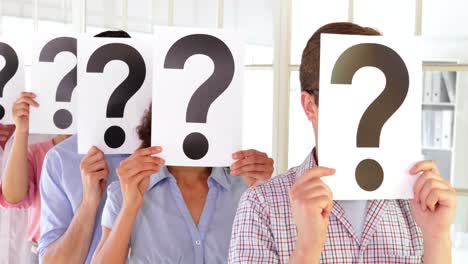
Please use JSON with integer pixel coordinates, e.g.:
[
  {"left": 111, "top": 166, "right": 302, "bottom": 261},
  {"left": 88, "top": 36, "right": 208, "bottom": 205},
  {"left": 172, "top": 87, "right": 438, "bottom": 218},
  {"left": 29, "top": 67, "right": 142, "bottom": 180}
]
[{"left": 228, "top": 151, "right": 424, "bottom": 264}]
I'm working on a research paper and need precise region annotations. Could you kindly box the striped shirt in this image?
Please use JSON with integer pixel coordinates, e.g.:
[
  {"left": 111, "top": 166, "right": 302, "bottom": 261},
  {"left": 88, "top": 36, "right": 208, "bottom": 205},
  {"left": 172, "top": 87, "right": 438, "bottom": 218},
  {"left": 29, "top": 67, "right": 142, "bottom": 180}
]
[{"left": 228, "top": 151, "right": 424, "bottom": 263}]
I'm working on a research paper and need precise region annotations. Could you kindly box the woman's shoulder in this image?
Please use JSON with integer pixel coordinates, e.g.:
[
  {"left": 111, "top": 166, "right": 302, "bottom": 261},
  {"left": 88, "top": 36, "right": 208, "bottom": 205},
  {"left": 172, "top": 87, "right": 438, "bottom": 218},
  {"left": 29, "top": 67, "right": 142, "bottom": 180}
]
[{"left": 28, "top": 139, "right": 54, "bottom": 156}]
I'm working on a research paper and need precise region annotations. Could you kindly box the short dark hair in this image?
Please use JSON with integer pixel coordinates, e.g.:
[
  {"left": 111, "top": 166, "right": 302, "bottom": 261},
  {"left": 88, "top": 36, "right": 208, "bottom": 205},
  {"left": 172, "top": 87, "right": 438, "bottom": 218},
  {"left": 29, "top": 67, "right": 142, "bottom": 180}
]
[
  {"left": 94, "top": 30, "right": 131, "bottom": 38},
  {"left": 299, "top": 22, "right": 380, "bottom": 104},
  {"left": 137, "top": 104, "right": 152, "bottom": 148}
]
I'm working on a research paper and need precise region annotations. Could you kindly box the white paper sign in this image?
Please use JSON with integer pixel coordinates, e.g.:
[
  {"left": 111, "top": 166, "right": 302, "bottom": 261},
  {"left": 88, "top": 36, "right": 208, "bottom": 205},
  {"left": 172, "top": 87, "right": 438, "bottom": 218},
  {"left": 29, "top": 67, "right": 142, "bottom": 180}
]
[
  {"left": 30, "top": 34, "right": 78, "bottom": 134},
  {"left": 0, "top": 38, "right": 25, "bottom": 124},
  {"left": 318, "top": 34, "right": 422, "bottom": 200},
  {"left": 77, "top": 37, "right": 152, "bottom": 154},
  {"left": 152, "top": 27, "right": 243, "bottom": 166}
]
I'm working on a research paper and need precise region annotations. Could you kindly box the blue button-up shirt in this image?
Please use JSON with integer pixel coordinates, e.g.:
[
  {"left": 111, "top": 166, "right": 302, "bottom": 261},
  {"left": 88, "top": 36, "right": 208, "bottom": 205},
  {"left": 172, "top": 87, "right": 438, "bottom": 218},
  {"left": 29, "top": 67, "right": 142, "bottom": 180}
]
[
  {"left": 38, "top": 135, "right": 128, "bottom": 263},
  {"left": 102, "top": 166, "right": 247, "bottom": 263}
]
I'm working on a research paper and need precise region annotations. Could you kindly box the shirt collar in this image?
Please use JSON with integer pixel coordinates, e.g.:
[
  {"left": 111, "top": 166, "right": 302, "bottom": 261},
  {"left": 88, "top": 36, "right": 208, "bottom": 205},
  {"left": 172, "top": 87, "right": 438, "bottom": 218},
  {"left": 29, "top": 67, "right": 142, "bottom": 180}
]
[
  {"left": 146, "top": 166, "right": 232, "bottom": 191},
  {"left": 295, "top": 148, "right": 318, "bottom": 180},
  {"left": 209, "top": 167, "right": 232, "bottom": 191},
  {"left": 146, "top": 166, "right": 172, "bottom": 191}
]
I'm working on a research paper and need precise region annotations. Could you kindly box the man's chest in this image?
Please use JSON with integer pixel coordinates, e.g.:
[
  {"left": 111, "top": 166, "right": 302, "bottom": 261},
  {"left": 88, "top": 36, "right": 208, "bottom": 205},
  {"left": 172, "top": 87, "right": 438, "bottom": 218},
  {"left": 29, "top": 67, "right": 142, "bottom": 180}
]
[{"left": 270, "top": 200, "right": 424, "bottom": 263}]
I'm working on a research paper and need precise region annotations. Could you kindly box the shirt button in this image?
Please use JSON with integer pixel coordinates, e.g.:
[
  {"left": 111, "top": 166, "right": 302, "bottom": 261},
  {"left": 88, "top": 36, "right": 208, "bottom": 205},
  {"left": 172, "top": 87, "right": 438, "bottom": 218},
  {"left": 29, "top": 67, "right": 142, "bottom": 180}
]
[
  {"left": 195, "top": 240, "right": 201, "bottom": 245},
  {"left": 358, "top": 252, "right": 364, "bottom": 262}
]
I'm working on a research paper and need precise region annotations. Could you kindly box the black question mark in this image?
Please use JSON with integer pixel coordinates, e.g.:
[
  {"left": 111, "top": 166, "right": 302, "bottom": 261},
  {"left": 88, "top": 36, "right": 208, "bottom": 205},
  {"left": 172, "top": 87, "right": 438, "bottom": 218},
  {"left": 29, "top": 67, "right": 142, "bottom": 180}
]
[
  {"left": 164, "top": 34, "right": 235, "bottom": 160},
  {"left": 331, "top": 43, "right": 409, "bottom": 192},
  {"left": 0, "top": 42, "right": 19, "bottom": 120},
  {"left": 39, "top": 37, "right": 77, "bottom": 129},
  {"left": 87, "top": 43, "right": 146, "bottom": 149}
]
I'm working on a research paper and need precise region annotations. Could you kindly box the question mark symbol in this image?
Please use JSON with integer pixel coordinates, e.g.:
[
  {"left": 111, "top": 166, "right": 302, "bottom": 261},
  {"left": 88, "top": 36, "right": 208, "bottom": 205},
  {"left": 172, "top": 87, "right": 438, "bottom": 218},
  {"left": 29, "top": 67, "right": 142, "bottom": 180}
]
[
  {"left": 39, "top": 37, "right": 77, "bottom": 129},
  {"left": 164, "top": 34, "right": 235, "bottom": 160},
  {"left": 87, "top": 43, "right": 146, "bottom": 149},
  {"left": 0, "top": 42, "right": 19, "bottom": 120},
  {"left": 331, "top": 43, "right": 409, "bottom": 192}
]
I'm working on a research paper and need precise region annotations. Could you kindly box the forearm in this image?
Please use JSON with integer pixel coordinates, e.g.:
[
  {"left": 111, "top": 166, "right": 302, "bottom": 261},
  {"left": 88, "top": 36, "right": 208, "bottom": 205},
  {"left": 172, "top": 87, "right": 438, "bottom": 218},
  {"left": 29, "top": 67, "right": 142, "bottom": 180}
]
[
  {"left": 93, "top": 206, "right": 138, "bottom": 264},
  {"left": 290, "top": 251, "right": 320, "bottom": 264},
  {"left": 2, "top": 132, "right": 29, "bottom": 203},
  {"left": 423, "top": 236, "right": 451, "bottom": 264},
  {"left": 42, "top": 201, "right": 99, "bottom": 264},
  {"left": 289, "top": 239, "right": 321, "bottom": 264}
]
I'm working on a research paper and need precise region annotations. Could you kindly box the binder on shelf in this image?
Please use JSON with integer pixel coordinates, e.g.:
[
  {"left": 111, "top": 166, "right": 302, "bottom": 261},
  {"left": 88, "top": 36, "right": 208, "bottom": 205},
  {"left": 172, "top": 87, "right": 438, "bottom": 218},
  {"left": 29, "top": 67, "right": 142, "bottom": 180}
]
[
  {"left": 432, "top": 72, "right": 442, "bottom": 103},
  {"left": 422, "top": 109, "right": 435, "bottom": 148},
  {"left": 420, "top": 62, "right": 457, "bottom": 182},
  {"left": 428, "top": 110, "right": 435, "bottom": 148},
  {"left": 433, "top": 110, "right": 443, "bottom": 148},
  {"left": 439, "top": 76, "right": 450, "bottom": 103},
  {"left": 441, "top": 110, "right": 453, "bottom": 149},
  {"left": 422, "top": 109, "right": 429, "bottom": 147},
  {"left": 442, "top": 72, "right": 456, "bottom": 103},
  {"left": 423, "top": 72, "right": 433, "bottom": 103}
]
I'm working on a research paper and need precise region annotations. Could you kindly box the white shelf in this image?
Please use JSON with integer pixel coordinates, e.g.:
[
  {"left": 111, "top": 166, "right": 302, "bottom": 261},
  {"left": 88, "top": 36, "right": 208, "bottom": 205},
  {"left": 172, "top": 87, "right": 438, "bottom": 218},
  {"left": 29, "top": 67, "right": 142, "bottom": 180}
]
[
  {"left": 422, "top": 146, "right": 453, "bottom": 151},
  {"left": 456, "top": 188, "right": 468, "bottom": 196},
  {"left": 422, "top": 102, "right": 455, "bottom": 108}
]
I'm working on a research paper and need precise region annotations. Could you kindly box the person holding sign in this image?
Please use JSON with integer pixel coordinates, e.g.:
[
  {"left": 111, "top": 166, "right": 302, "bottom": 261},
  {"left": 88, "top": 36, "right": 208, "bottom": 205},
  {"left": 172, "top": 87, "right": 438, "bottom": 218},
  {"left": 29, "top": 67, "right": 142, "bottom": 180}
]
[
  {"left": 0, "top": 92, "right": 69, "bottom": 262},
  {"left": 38, "top": 30, "right": 132, "bottom": 264},
  {"left": 228, "top": 22, "right": 456, "bottom": 263},
  {"left": 91, "top": 105, "right": 274, "bottom": 263}
]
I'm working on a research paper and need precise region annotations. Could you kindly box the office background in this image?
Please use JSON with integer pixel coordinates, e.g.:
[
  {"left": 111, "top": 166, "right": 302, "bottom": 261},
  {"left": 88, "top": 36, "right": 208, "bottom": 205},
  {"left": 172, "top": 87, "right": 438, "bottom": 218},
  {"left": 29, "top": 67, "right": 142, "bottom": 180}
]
[{"left": 0, "top": 0, "right": 467, "bottom": 262}]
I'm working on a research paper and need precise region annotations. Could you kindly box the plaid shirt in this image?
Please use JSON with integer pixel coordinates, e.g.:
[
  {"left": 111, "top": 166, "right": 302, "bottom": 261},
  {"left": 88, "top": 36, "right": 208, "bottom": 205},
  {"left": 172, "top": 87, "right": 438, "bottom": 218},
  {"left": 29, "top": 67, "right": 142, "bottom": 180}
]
[{"left": 229, "top": 151, "right": 424, "bottom": 263}]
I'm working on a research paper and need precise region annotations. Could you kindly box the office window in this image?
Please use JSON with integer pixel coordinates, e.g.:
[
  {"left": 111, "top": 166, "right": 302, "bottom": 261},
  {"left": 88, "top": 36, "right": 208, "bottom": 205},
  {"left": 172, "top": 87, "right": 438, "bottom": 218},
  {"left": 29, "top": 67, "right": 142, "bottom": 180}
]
[
  {"left": 243, "top": 70, "right": 273, "bottom": 155},
  {"left": 288, "top": 71, "right": 314, "bottom": 167},
  {"left": 152, "top": 0, "right": 169, "bottom": 27},
  {"left": 0, "top": 0, "right": 34, "bottom": 65},
  {"left": 290, "top": 0, "right": 348, "bottom": 64},
  {"left": 0, "top": 0, "right": 34, "bottom": 36},
  {"left": 173, "top": 0, "right": 217, "bottom": 28},
  {"left": 86, "top": 0, "right": 124, "bottom": 35},
  {"left": 224, "top": 0, "right": 273, "bottom": 64},
  {"left": 37, "top": 0, "right": 73, "bottom": 32},
  {"left": 127, "top": 0, "right": 154, "bottom": 33},
  {"left": 354, "top": 0, "right": 415, "bottom": 36}
]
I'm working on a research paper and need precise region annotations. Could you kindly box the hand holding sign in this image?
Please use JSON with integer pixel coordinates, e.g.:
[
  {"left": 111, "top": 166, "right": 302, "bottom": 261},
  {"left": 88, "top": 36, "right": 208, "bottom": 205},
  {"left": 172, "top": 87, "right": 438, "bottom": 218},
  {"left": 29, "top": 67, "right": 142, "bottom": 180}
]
[
  {"left": 152, "top": 27, "right": 243, "bottom": 166},
  {"left": 409, "top": 160, "right": 456, "bottom": 241},
  {"left": 289, "top": 167, "right": 335, "bottom": 259},
  {"left": 318, "top": 34, "right": 422, "bottom": 200},
  {"left": 12, "top": 92, "right": 39, "bottom": 134}
]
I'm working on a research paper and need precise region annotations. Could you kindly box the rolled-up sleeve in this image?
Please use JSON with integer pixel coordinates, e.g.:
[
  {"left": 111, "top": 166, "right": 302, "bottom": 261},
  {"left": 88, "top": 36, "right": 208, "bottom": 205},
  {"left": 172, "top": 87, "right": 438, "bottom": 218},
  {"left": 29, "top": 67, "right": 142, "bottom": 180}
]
[
  {"left": 228, "top": 188, "right": 279, "bottom": 263},
  {"left": 101, "top": 181, "right": 122, "bottom": 229},
  {"left": 38, "top": 149, "right": 73, "bottom": 261}
]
